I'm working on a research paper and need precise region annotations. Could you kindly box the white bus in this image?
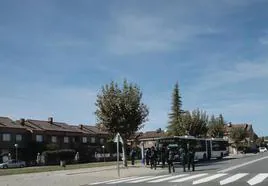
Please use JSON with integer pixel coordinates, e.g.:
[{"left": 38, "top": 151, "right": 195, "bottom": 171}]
[{"left": 157, "top": 136, "right": 229, "bottom": 161}]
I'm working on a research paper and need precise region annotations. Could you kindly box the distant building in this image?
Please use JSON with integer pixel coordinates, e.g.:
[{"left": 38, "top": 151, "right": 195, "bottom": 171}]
[
  {"left": 223, "top": 123, "right": 258, "bottom": 154},
  {"left": 128, "top": 128, "right": 167, "bottom": 148}
]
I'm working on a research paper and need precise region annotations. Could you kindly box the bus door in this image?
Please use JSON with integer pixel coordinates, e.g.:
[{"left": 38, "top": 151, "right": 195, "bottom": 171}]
[{"left": 206, "top": 140, "right": 211, "bottom": 160}]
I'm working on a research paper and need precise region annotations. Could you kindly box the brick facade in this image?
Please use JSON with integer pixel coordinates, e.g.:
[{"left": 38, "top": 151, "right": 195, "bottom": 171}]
[{"left": 0, "top": 116, "right": 108, "bottom": 163}]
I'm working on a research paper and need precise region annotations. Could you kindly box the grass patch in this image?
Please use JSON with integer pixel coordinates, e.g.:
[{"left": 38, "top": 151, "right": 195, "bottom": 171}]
[{"left": 0, "top": 161, "right": 118, "bottom": 176}]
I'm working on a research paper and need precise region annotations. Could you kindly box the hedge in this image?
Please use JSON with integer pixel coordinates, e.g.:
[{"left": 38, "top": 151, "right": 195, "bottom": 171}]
[{"left": 41, "top": 149, "right": 76, "bottom": 165}]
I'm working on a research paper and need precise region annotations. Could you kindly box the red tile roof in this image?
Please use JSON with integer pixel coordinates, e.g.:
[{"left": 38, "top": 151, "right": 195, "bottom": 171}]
[
  {"left": 224, "top": 123, "right": 252, "bottom": 132},
  {"left": 81, "top": 125, "right": 108, "bottom": 135},
  {"left": 129, "top": 131, "right": 166, "bottom": 140},
  {"left": 69, "top": 125, "right": 95, "bottom": 134},
  {"left": 0, "top": 117, "right": 26, "bottom": 129},
  {"left": 16, "top": 118, "right": 82, "bottom": 134}
]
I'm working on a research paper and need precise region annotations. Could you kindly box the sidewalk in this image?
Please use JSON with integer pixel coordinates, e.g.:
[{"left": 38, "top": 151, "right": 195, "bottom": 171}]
[
  {"left": 0, "top": 163, "right": 166, "bottom": 186},
  {"left": 226, "top": 153, "right": 258, "bottom": 159}
]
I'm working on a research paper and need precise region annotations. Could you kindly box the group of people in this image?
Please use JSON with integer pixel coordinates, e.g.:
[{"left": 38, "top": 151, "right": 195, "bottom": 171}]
[{"left": 145, "top": 145, "right": 196, "bottom": 173}]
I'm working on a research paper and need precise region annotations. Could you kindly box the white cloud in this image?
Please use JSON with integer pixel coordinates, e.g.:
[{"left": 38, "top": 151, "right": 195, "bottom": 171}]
[
  {"left": 190, "top": 61, "right": 268, "bottom": 93},
  {"left": 0, "top": 83, "right": 97, "bottom": 125},
  {"left": 259, "top": 37, "right": 268, "bottom": 45},
  {"left": 106, "top": 14, "right": 219, "bottom": 55}
]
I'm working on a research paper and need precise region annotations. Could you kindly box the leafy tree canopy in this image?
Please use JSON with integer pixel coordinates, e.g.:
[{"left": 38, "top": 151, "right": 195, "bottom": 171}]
[
  {"left": 208, "top": 114, "right": 225, "bottom": 138},
  {"left": 95, "top": 79, "right": 149, "bottom": 141}
]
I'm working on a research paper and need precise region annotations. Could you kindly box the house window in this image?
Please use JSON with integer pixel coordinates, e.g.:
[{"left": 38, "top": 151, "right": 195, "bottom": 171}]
[
  {"left": 3, "top": 134, "right": 11, "bottom": 141},
  {"left": 100, "top": 138, "right": 104, "bottom": 144},
  {"left": 51, "top": 136, "right": 57, "bottom": 143},
  {"left": 64, "top": 137, "right": 69, "bottom": 143},
  {"left": 82, "top": 137, "right": 87, "bottom": 143},
  {"left": 36, "top": 135, "right": 43, "bottom": 142},
  {"left": 91, "top": 137, "right": 96, "bottom": 143},
  {"left": 16, "top": 134, "right": 22, "bottom": 141}
]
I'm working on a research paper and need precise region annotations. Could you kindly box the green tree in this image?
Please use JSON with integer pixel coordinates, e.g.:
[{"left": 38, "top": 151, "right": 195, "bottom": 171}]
[
  {"left": 167, "top": 82, "right": 183, "bottom": 136},
  {"left": 177, "top": 109, "right": 208, "bottom": 137},
  {"left": 208, "top": 114, "right": 225, "bottom": 138},
  {"left": 229, "top": 127, "right": 247, "bottom": 153},
  {"left": 95, "top": 80, "right": 149, "bottom": 167},
  {"left": 188, "top": 109, "right": 208, "bottom": 137}
]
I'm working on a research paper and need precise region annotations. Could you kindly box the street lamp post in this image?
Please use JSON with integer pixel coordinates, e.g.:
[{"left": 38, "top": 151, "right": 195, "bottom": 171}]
[
  {"left": 102, "top": 145, "right": 105, "bottom": 162},
  {"left": 14, "top": 144, "right": 18, "bottom": 162}
]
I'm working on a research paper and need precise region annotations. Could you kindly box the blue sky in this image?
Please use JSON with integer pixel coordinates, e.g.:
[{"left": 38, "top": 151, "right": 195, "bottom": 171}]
[{"left": 0, "top": 0, "right": 268, "bottom": 136}]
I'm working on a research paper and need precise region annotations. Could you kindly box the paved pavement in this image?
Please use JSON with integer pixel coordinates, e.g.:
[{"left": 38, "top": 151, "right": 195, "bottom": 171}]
[{"left": 1, "top": 153, "right": 268, "bottom": 186}]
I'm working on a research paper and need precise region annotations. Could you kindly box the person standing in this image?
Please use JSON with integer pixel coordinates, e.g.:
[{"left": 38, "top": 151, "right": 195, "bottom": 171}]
[
  {"left": 161, "top": 146, "right": 167, "bottom": 168},
  {"left": 130, "top": 148, "right": 136, "bottom": 165},
  {"left": 179, "top": 147, "right": 187, "bottom": 172},
  {"left": 150, "top": 146, "right": 157, "bottom": 170},
  {"left": 188, "top": 147, "right": 195, "bottom": 171},
  {"left": 167, "top": 148, "right": 175, "bottom": 173},
  {"left": 36, "top": 152, "right": 41, "bottom": 165},
  {"left": 145, "top": 148, "right": 151, "bottom": 166}
]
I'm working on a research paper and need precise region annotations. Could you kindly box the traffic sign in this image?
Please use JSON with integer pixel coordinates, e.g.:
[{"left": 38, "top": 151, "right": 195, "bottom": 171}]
[{"left": 113, "top": 133, "right": 123, "bottom": 144}]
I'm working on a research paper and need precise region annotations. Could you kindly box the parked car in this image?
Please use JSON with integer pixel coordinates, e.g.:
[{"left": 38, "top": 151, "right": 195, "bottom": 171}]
[
  {"left": 0, "top": 159, "right": 26, "bottom": 169},
  {"left": 259, "top": 147, "right": 268, "bottom": 153},
  {"left": 243, "top": 147, "right": 259, "bottom": 154}
]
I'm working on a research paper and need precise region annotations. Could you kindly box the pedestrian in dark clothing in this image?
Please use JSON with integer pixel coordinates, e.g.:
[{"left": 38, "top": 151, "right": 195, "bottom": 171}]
[
  {"left": 179, "top": 147, "right": 187, "bottom": 172},
  {"left": 188, "top": 147, "right": 195, "bottom": 171},
  {"left": 145, "top": 148, "right": 151, "bottom": 166},
  {"left": 167, "top": 149, "right": 175, "bottom": 173},
  {"left": 161, "top": 146, "right": 167, "bottom": 168},
  {"left": 130, "top": 148, "right": 136, "bottom": 165},
  {"left": 150, "top": 146, "right": 157, "bottom": 170}
]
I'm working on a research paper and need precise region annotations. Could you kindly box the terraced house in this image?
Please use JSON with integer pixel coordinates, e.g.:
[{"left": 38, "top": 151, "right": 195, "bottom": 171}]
[
  {"left": 0, "top": 116, "right": 109, "bottom": 164},
  {"left": 0, "top": 117, "right": 29, "bottom": 163}
]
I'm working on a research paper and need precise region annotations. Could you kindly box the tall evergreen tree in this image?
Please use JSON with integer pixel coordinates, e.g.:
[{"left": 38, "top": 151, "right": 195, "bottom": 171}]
[{"left": 167, "top": 82, "right": 183, "bottom": 136}]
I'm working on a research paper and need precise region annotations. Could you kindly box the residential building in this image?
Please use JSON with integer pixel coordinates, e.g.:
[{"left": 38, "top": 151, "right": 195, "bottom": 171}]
[
  {"left": 17, "top": 117, "right": 83, "bottom": 149},
  {"left": 70, "top": 124, "right": 109, "bottom": 162},
  {"left": 0, "top": 117, "right": 29, "bottom": 162},
  {"left": 128, "top": 129, "right": 166, "bottom": 149},
  {"left": 0, "top": 116, "right": 110, "bottom": 163},
  {"left": 224, "top": 123, "right": 258, "bottom": 154}
]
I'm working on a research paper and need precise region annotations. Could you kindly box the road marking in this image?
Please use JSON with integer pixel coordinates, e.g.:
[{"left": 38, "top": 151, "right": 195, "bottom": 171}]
[
  {"left": 90, "top": 177, "right": 136, "bottom": 185},
  {"left": 193, "top": 173, "right": 227, "bottom": 185},
  {"left": 220, "top": 173, "right": 248, "bottom": 185},
  {"left": 107, "top": 176, "right": 151, "bottom": 184},
  {"left": 128, "top": 175, "right": 169, "bottom": 183},
  {"left": 218, "top": 156, "right": 268, "bottom": 173},
  {"left": 148, "top": 174, "right": 189, "bottom": 183},
  {"left": 170, "top": 173, "right": 208, "bottom": 183},
  {"left": 247, "top": 173, "right": 268, "bottom": 185}
]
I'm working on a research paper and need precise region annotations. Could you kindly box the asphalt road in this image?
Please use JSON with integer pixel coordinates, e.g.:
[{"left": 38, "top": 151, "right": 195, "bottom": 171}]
[
  {"left": 89, "top": 153, "right": 268, "bottom": 186},
  {"left": 1, "top": 153, "right": 268, "bottom": 186}
]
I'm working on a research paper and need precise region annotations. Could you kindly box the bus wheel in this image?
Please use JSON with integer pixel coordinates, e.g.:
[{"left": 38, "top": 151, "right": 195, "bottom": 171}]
[
  {"left": 203, "top": 154, "right": 207, "bottom": 161},
  {"left": 217, "top": 153, "right": 223, "bottom": 160}
]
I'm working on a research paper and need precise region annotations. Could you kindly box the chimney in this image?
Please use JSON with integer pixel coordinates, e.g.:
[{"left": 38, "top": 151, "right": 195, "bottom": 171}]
[
  {"left": 48, "top": 117, "right": 53, "bottom": 124},
  {"left": 20, "top": 118, "right": 25, "bottom": 126},
  {"left": 79, "top": 124, "right": 83, "bottom": 130}
]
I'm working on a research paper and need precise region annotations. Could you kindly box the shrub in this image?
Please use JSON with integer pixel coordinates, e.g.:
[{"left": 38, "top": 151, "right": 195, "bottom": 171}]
[{"left": 41, "top": 149, "right": 76, "bottom": 165}]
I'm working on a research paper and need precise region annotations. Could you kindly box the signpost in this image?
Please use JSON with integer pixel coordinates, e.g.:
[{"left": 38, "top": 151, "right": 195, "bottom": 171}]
[
  {"left": 113, "top": 133, "right": 123, "bottom": 177},
  {"left": 140, "top": 142, "right": 145, "bottom": 166}
]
